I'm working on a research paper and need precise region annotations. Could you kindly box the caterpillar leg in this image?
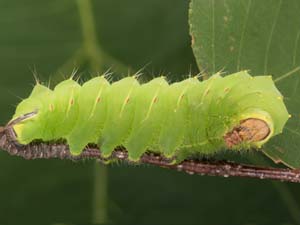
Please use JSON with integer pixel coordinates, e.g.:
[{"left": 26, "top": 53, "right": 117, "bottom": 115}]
[
  {"left": 124, "top": 125, "right": 153, "bottom": 161},
  {"left": 99, "top": 121, "right": 134, "bottom": 158},
  {"left": 67, "top": 132, "right": 90, "bottom": 155}
]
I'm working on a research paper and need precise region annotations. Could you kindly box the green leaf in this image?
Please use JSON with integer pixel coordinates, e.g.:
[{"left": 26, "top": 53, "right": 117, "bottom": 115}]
[{"left": 189, "top": 0, "right": 300, "bottom": 168}]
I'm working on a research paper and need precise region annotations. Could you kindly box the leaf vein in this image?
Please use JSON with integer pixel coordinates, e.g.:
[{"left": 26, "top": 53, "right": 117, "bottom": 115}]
[
  {"left": 293, "top": 30, "right": 300, "bottom": 66},
  {"left": 237, "top": 0, "right": 252, "bottom": 71},
  {"left": 264, "top": 0, "right": 282, "bottom": 74},
  {"left": 285, "top": 127, "right": 300, "bottom": 137},
  {"left": 274, "top": 66, "right": 300, "bottom": 83}
]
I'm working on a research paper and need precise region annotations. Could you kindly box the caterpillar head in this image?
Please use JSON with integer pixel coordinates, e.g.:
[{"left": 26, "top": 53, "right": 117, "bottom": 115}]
[{"left": 224, "top": 118, "right": 270, "bottom": 148}]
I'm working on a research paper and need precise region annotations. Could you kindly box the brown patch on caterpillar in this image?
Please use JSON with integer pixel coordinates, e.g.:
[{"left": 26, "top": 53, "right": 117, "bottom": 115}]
[
  {"left": 224, "top": 118, "right": 270, "bottom": 148},
  {"left": 0, "top": 126, "right": 6, "bottom": 148},
  {"left": 0, "top": 126, "right": 5, "bottom": 133}
]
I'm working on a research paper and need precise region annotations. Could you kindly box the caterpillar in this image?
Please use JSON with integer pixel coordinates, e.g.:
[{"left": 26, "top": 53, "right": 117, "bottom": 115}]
[{"left": 8, "top": 71, "right": 289, "bottom": 162}]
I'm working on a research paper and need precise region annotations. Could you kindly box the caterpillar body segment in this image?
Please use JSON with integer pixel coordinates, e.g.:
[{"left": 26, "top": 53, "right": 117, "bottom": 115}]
[
  {"left": 11, "top": 71, "right": 289, "bottom": 162},
  {"left": 121, "top": 77, "right": 168, "bottom": 160},
  {"left": 67, "top": 76, "right": 110, "bottom": 155},
  {"left": 98, "top": 77, "right": 139, "bottom": 158},
  {"left": 157, "top": 77, "right": 199, "bottom": 158}
]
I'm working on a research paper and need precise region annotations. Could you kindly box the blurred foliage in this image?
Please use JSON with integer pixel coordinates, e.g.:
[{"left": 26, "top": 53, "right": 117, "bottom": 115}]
[{"left": 0, "top": 0, "right": 299, "bottom": 225}]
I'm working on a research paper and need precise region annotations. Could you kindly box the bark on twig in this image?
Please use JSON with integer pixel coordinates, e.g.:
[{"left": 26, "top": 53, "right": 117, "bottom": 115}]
[{"left": 1, "top": 139, "right": 300, "bottom": 183}]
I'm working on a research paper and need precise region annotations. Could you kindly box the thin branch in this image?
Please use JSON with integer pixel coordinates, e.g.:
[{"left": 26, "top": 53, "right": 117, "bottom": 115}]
[{"left": 1, "top": 139, "right": 300, "bottom": 183}]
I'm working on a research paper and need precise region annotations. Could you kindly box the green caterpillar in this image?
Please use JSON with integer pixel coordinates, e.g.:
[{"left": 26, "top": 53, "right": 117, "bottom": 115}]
[{"left": 11, "top": 71, "right": 289, "bottom": 162}]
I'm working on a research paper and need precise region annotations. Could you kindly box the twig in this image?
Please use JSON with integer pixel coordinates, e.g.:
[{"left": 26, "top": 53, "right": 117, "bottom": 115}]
[{"left": 1, "top": 139, "right": 300, "bottom": 183}]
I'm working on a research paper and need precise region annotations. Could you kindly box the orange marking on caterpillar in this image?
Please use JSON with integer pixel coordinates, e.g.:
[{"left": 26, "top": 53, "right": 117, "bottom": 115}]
[
  {"left": 204, "top": 89, "right": 210, "bottom": 96},
  {"left": 49, "top": 104, "right": 54, "bottom": 111}
]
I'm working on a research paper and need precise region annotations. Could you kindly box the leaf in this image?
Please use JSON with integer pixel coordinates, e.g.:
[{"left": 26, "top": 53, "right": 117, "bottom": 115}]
[{"left": 189, "top": 0, "right": 300, "bottom": 168}]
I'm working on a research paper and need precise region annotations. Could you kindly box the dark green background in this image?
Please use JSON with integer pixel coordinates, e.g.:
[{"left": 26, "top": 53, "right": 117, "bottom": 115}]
[{"left": 0, "top": 1, "right": 299, "bottom": 225}]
